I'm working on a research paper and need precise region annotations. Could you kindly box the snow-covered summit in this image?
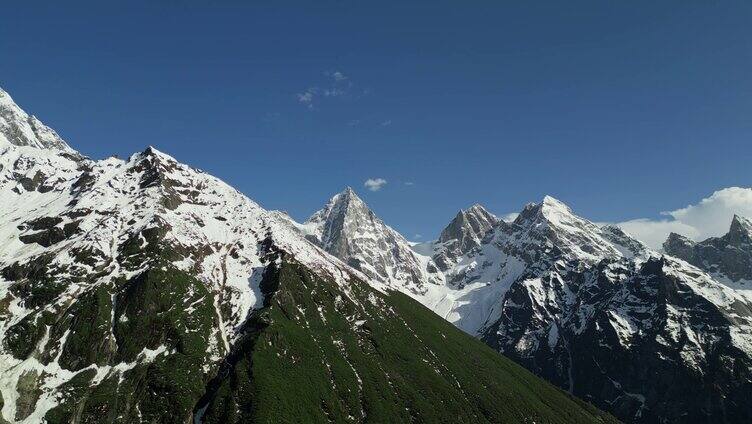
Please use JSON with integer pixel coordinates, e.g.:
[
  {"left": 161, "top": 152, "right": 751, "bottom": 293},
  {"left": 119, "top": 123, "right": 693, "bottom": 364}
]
[
  {"left": 504, "top": 195, "right": 645, "bottom": 263},
  {"left": 0, "top": 87, "right": 73, "bottom": 152}
]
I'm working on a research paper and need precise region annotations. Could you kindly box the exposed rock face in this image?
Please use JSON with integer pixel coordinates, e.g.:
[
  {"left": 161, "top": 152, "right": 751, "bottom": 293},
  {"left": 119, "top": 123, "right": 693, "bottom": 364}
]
[
  {"left": 664, "top": 215, "right": 752, "bottom": 284},
  {"left": 432, "top": 204, "right": 498, "bottom": 271},
  {"left": 300, "top": 188, "right": 445, "bottom": 295}
]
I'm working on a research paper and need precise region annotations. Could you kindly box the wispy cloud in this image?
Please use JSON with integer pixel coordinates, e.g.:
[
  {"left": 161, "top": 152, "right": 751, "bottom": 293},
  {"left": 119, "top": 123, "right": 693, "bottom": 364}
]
[
  {"left": 380, "top": 120, "right": 392, "bottom": 127},
  {"left": 296, "top": 70, "right": 354, "bottom": 109},
  {"left": 326, "top": 70, "right": 347, "bottom": 81},
  {"left": 615, "top": 187, "right": 752, "bottom": 249},
  {"left": 404, "top": 181, "right": 414, "bottom": 186},
  {"left": 296, "top": 89, "right": 317, "bottom": 108},
  {"left": 364, "top": 178, "right": 387, "bottom": 192}
]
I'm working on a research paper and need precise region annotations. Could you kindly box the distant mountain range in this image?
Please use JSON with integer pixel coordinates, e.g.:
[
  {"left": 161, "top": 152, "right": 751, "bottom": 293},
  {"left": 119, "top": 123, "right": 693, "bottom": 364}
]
[
  {"left": 2, "top": 85, "right": 751, "bottom": 423},
  {"left": 301, "top": 186, "right": 752, "bottom": 423}
]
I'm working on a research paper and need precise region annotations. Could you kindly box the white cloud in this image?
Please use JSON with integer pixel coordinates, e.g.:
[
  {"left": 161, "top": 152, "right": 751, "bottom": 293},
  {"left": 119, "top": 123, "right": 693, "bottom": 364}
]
[
  {"left": 616, "top": 187, "right": 752, "bottom": 249},
  {"left": 328, "top": 71, "right": 347, "bottom": 81},
  {"left": 297, "top": 91, "right": 314, "bottom": 103},
  {"left": 616, "top": 219, "right": 699, "bottom": 250},
  {"left": 296, "top": 88, "right": 318, "bottom": 108},
  {"left": 501, "top": 212, "right": 519, "bottom": 222},
  {"left": 380, "top": 120, "right": 392, "bottom": 127},
  {"left": 404, "top": 181, "right": 414, "bottom": 186},
  {"left": 364, "top": 178, "right": 387, "bottom": 191}
]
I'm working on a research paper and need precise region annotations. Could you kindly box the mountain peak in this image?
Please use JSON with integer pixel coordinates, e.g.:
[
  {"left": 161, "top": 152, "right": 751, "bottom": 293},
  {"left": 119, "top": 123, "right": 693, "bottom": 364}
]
[
  {"left": 663, "top": 232, "right": 697, "bottom": 260},
  {"left": 438, "top": 203, "right": 498, "bottom": 246},
  {"left": 513, "top": 195, "right": 574, "bottom": 227},
  {"left": 304, "top": 188, "right": 445, "bottom": 293},
  {"left": 665, "top": 214, "right": 752, "bottom": 282},
  {"left": 730, "top": 213, "right": 752, "bottom": 231},
  {"left": 304, "top": 188, "right": 375, "bottom": 247},
  {"left": 541, "top": 195, "right": 573, "bottom": 213},
  {"left": 665, "top": 232, "right": 694, "bottom": 244},
  {"left": 727, "top": 214, "right": 752, "bottom": 243},
  {"left": 323, "top": 186, "right": 368, "bottom": 214},
  {"left": 339, "top": 185, "right": 361, "bottom": 201},
  {"left": 467, "top": 203, "right": 490, "bottom": 213},
  {"left": 0, "top": 86, "right": 73, "bottom": 152},
  {"left": 506, "top": 195, "right": 642, "bottom": 262}
]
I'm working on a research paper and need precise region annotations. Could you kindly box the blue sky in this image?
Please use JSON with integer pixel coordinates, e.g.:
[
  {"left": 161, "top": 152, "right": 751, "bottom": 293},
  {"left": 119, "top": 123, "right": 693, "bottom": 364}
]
[{"left": 2, "top": 1, "right": 751, "bottom": 242}]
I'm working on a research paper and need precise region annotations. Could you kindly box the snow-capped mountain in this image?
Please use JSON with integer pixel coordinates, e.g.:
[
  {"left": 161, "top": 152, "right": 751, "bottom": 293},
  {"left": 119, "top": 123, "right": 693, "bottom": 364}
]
[
  {"left": 664, "top": 214, "right": 752, "bottom": 293},
  {"left": 312, "top": 191, "right": 752, "bottom": 422},
  {"left": 299, "top": 188, "right": 445, "bottom": 295},
  {"left": 0, "top": 87, "right": 614, "bottom": 423},
  {"left": 472, "top": 200, "right": 752, "bottom": 423},
  {"left": 0, "top": 111, "right": 364, "bottom": 422}
]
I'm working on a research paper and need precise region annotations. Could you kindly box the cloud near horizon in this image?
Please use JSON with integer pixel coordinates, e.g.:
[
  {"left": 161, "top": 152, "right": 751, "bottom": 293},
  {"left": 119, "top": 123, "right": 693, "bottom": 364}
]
[
  {"left": 364, "top": 178, "right": 387, "bottom": 191},
  {"left": 616, "top": 187, "right": 752, "bottom": 249}
]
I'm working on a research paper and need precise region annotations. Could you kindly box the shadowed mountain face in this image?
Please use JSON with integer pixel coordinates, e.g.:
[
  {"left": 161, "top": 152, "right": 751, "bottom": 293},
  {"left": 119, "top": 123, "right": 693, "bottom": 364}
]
[
  {"left": 0, "top": 87, "right": 615, "bottom": 423},
  {"left": 664, "top": 215, "right": 752, "bottom": 285}
]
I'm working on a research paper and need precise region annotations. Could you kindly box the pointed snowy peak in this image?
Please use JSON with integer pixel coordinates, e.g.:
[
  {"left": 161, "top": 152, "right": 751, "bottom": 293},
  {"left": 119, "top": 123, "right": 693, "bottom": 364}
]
[
  {"left": 727, "top": 214, "right": 752, "bottom": 243},
  {"left": 0, "top": 86, "right": 73, "bottom": 152},
  {"left": 513, "top": 195, "right": 578, "bottom": 227},
  {"left": 305, "top": 187, "right": 373, "bottom": 238},
  {"left": 335, "top": 185, "right": 367, "bottom": 208},
  {"left": 304, "top": 187, "right": 379, "bottom": 251},
  {"left": 504, "top": 195, "right": 645, "bottom": 262}
]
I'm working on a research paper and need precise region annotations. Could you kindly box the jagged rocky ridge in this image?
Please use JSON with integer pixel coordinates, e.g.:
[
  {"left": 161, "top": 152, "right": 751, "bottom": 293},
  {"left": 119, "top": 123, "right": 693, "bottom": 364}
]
[
  {"left": 0, "top": 87, "right": 615, "bottom": 423},
  {"left": 664, "top": 214, "right": 752, "bottom": 290},
  {"left": 310, "top": 193, "right": 752, "bottom": 423}
]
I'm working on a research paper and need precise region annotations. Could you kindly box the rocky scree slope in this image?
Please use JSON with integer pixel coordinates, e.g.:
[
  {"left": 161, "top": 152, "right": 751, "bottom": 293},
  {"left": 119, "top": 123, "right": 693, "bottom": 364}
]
[{"left": 0, "top": 87, "right": 614, "bottom": 424}]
